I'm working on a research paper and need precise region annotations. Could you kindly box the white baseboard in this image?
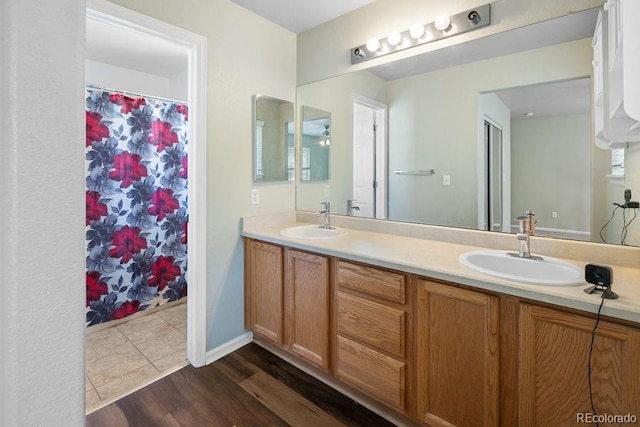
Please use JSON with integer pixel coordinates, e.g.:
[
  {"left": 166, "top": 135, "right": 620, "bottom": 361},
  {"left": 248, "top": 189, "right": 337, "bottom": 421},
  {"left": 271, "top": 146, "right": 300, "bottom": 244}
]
[{"left": 205, "top": 331, "right": 253, "bottom": 365}]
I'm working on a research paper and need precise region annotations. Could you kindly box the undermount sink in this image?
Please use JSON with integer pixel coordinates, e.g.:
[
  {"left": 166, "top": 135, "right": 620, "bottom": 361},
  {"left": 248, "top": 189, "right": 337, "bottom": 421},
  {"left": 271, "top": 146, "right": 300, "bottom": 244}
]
[
  {"left": 280, "top": 225, "right": 346, "bottom": 239},
  {"left": 459, "top": 249, "right": 584, "bottom": 286}
]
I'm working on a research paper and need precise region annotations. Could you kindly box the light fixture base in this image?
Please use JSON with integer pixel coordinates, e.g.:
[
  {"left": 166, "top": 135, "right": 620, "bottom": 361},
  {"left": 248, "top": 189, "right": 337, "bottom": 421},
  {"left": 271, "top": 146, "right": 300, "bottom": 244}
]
[{"left": 351, "top": 4, "right": 491, "bottom": 64}]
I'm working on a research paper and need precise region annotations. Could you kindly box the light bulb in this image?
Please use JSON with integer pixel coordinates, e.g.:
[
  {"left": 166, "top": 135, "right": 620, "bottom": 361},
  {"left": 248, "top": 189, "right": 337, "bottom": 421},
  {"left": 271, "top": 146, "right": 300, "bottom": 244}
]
[
  {"left": 434, "top": 15, "right": 451, "bottom": 31},
  {"left": 409, "top": 23, "right": 425, "bottom": 39},
  {"left": 365, "top": 38, "right": 380, "bottom": 52},
  {"left": 387, "top": 31, "right": 402, "bottom": 46}
]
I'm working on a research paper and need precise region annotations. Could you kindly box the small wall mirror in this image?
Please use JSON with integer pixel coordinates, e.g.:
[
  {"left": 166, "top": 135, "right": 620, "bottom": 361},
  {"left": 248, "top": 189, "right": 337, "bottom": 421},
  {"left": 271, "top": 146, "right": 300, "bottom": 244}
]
[
  {"left": 300, "top": 105, "right": 331, "bottom": 181},
  {"left": 253, "top": 95, "right": 294, "bottom": 183}
]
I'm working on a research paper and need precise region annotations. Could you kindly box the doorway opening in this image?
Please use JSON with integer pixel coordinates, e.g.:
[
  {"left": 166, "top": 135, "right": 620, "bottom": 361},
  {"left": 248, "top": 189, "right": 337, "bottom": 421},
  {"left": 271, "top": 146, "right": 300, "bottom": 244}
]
[
  {"left": 85, "top": 0, "right": 207, "bottom": 413},
  {"left": 352, "top": 95, "right": 388, "bottom": 219}
]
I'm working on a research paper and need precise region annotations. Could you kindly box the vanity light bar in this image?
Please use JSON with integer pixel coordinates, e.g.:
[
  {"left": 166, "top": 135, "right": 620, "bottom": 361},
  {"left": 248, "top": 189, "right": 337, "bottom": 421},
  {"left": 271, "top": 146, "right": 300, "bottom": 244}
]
[{"left": 350, "top": 4, "right": 491, "bottom": 64}]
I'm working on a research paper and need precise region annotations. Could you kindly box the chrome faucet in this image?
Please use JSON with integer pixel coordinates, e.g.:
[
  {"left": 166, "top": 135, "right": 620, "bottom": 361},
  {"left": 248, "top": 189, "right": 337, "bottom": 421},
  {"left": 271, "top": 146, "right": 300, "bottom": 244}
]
[
  {"left": 509, "top": 210, "right": 543, "bottom": 260},
  {"left": 346, "top": 199, "right": 360, "bottom": 216},
  {"left": 315, "top": 201, "right": 333, "bottom": 229}
]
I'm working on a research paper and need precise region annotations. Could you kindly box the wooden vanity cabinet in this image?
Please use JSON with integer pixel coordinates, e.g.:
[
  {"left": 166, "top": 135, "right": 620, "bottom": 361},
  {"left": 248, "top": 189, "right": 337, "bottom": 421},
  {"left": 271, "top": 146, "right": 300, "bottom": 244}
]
[
  {"left": 518, "top": 304, "right": 640, "bottom": 426},
  {"left": 334, "top": 260, "right": 412, "bottom": 414},
  {"left": 244, "top": 239, "right": 330, "bottom": 370},
  {"left": 245, "top": 238, "right": 640, "bottom": 426},
  {"left": 415, "top": 279, "right": 500, "bottom": 427}
]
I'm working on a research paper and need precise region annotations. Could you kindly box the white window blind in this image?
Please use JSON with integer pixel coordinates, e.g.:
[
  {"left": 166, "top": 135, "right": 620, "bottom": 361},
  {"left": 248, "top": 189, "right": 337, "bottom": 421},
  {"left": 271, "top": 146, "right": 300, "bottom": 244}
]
[
  {"left": 255, "top": 120, "right": 265, "bottom": 180},
  {"left": 301, "top": 147, "right": 310, "bottom": 181},
  {"left": 287, "top": 146, "right": 295, "bottom": 181},
  {"left": 611, "top": 148, "right": 625, "bottom": 177}
]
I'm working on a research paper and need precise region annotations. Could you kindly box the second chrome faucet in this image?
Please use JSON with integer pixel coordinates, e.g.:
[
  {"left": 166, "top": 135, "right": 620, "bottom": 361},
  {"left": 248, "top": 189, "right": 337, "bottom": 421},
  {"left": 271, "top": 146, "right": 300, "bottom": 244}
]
[
  {"left": 316, "top": 201, "right": 334, "bottom": 229},
  {"left": 509, "top": 210, "right": 543, "bottom": 260}
]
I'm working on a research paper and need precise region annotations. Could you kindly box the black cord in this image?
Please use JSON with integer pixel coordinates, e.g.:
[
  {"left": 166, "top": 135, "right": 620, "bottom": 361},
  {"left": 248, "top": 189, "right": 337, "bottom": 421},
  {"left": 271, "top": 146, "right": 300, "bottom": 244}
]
[
  {"left": 620, "top": 208, "right": 626, "bottom": 244},
  {"left": 588, "top": 292, "right": 606, "bottom": 427},
  {"left": 622, "top": 208, "right": 637, "bottom": 245},
  {"left": 599, "top": 205, "right": 619, "bottom": 244}
]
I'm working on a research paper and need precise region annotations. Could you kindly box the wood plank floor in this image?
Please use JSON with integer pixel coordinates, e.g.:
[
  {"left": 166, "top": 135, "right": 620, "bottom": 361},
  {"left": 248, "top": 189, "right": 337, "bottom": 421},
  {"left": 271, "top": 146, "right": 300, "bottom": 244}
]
[{"left": 87, "top": 342, "right": 396, "bottom": 427}]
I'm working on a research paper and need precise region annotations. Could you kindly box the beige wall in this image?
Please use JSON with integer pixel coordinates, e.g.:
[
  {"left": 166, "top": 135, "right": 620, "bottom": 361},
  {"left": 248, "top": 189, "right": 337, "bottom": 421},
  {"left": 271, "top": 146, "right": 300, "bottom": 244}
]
[
  {"left": 511, "top": 114, "right": 591, "bottom": 234},
  {"left": 388, "top": 39, "right": 593, "bottom": 229},
  {"left": 2, "top": 0, "right": 86, "bottom": 424},
  {"left": 107, "top": 0, "right": 297, "bottom": 349},
  {"left": 297, "top": 0, "right": 604, "bottom": 85}
]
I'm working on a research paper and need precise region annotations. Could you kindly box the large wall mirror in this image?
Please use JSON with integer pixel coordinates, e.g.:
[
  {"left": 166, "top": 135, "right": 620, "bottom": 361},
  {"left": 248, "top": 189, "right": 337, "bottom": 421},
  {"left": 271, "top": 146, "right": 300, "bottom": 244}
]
[
  {"left": 296, "top": 7, "right": 640, "bottom": 247},
  {"left": 253, "top": 95, "right": 294, "bottom": 183}
]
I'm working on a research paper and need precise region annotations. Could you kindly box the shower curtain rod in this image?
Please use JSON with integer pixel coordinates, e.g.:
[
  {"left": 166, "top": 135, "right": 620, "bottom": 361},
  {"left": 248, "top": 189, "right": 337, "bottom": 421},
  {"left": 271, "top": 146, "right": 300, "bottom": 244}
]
[{"left": 85, "top": 84, "right": 187, "bottom": 105}]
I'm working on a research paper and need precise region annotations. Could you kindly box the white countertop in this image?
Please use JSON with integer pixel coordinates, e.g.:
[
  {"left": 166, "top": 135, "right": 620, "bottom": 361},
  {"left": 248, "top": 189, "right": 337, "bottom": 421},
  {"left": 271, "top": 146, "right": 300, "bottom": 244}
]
[{"left": 242, "top": 217, "right": 640, "bottom": 324}]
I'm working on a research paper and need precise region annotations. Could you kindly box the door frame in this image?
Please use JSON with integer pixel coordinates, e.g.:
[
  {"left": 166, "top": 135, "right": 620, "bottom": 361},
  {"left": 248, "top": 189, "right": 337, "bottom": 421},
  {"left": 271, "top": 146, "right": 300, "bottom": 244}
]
[
  {"left": 477, "top": 93, "right": 511, "bottom": 233},
  {"left": 351, "top": 94, "right": 388, "bottom": 219},
  {"left": 86, "top": 0, "right": 208, "bottom": 367},
  {"left": 484, "top": 118, "right": 503, "bottom": 231}
]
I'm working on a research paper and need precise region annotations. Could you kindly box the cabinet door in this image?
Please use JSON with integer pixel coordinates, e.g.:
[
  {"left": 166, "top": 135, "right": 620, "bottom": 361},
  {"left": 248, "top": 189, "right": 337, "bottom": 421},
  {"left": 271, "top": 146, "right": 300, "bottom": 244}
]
[
  {"left": 247, "top": 240, "right": 284, "bottom": 344},
  {"left": 284, "top": 249, "right": 330, "bottom": 369},
  {"left": 519, "top": 304, "right": 640, "bottom": 426},
  {"left": 416, "top": 279, "right": 499, "bottom": 427}
]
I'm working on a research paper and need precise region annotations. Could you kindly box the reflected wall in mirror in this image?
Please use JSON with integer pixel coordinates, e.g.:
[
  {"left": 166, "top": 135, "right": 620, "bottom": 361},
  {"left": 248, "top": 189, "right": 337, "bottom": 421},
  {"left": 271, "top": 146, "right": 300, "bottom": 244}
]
[
  {"left": 253, "top": 95, "right": 294, "bottom": 183},
  {"left": 300, "top": 105, "right": 331, "bottom": 182},
  {"left": 297, "top": 8, "right": 640, "bottom": 246}
]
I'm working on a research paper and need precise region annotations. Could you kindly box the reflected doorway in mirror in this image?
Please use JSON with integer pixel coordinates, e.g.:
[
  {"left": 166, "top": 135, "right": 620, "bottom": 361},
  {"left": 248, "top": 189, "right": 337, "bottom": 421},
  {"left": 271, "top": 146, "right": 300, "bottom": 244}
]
[{"left": 352, "top": 95, "right": 388, "bottom": 219}]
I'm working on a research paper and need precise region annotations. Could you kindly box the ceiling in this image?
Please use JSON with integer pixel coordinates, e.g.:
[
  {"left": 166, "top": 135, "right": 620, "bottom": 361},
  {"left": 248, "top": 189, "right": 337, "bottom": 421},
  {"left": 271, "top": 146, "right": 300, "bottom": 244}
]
[
  {"left": 495, "top": 78, "right": 591, "bottom": 119},
  {"left": 228, "top": 0, "right": 376, "bottom": 33}
]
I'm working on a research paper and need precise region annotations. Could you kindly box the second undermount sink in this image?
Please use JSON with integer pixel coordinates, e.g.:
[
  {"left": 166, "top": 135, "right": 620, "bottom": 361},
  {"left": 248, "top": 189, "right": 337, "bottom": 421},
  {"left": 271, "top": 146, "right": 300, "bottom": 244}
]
[
  {"left": 280, "top": 224, "right": 346, "bottom": 239},
  {"left": 459, "top": 249, "right": 584, "bottom": 286}
]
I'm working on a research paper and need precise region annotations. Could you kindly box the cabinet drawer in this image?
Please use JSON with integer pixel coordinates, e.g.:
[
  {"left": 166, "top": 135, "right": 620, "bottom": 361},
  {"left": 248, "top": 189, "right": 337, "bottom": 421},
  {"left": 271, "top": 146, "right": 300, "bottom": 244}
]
[
  {"left": 337, "top": 291, "right": 405, "bottom": 357},
  {"left": 337, "top": 335, "right": 406, "bottom": 411},
  {"left": 336, "top": 261, "right": 406, "bottom": 303}
]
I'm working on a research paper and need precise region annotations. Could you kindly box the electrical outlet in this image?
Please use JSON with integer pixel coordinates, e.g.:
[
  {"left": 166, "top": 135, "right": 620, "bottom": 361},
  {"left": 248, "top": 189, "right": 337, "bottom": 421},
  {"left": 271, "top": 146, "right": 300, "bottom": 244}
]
[
  {"left": 324, "top": 185, "right": 330, "bottom": 197},
  {"left": 552, "top": 211, "right": 558, "bottom": 219},
  {"left": 443, "top": 175, "right": 451, "bottom": 186},
  {"left": 251, "top": 188, "right": 260, "bottom": 205}
]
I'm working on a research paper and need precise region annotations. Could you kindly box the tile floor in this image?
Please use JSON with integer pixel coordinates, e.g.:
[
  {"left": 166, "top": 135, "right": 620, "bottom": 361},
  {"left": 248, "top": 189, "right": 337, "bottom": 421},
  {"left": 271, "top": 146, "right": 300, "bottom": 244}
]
[{"left": 85, "top": 301, "right": 188, "bottom": 414}]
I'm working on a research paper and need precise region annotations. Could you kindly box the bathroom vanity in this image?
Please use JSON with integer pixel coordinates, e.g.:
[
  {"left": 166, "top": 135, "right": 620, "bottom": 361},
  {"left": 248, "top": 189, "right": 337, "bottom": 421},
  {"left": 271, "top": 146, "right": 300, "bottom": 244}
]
[{"left": 243, "top": 213, "right": 640, "bottom": 426}]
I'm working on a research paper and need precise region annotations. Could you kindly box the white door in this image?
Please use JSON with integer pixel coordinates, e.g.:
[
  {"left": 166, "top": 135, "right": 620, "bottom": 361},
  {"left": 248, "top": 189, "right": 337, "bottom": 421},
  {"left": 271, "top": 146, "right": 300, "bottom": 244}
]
[{"left": 353, "top": 106, "right": 376, "bottom": 217}]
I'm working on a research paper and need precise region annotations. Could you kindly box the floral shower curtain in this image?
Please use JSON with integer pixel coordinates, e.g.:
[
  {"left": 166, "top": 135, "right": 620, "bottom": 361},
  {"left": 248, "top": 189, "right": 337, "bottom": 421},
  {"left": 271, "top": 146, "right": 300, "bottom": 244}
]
[{"left": 85, "top": 88, "right": 188, "bottom": 326}]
